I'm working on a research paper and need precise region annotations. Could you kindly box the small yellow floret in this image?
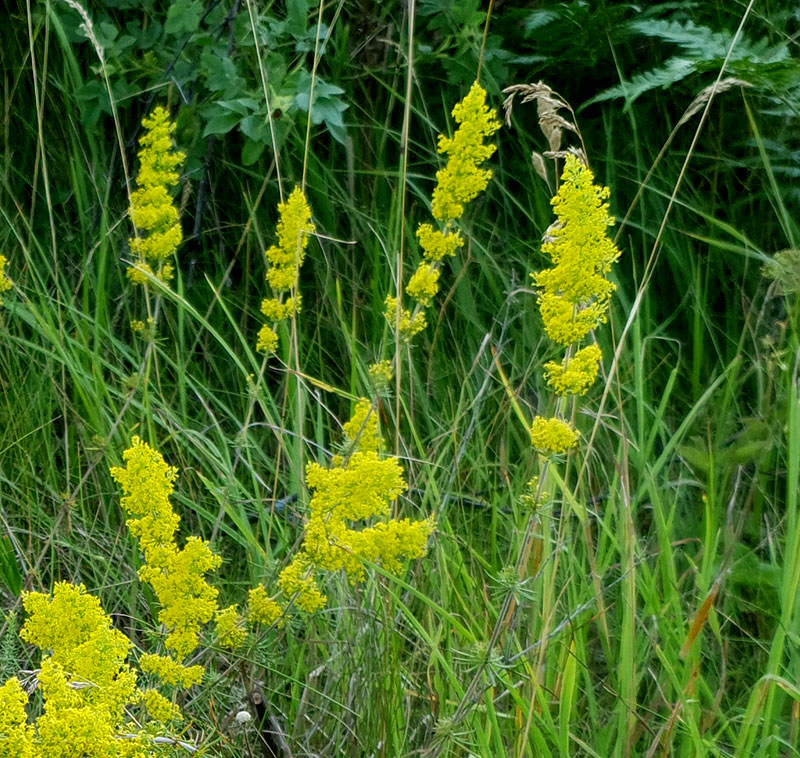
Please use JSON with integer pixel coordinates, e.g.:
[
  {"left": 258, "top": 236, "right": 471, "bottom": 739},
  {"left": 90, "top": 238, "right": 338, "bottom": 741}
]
[
  {"left": 139, "top": 653, "right": 204, "bottom": 688},
  {"left": 257, "top": 324, "right": 279, "bottom": 354},
  {"left": 266, "top": 265, "right": 297, "bottom": 291},
  {"left": 142, "top": 689, "right": 183, "bottom": 722},
  {"left": 260, "top": 296, "right": 301, "bottom": 321},
  {"left": 417, "top": 224, "right": 463, "bottom": 262},
  {"left": 0, "top": 255, "right": 12, "bottom": 306},
  {"left": 530, "top": 416, "right": 579, "bottom": 454},
  {"left": 247, "top": 585, "right": 284, "bottom": 627},
  {"left": 406, "top": 263, "right": 441, "bottom": 306},
  {"left": 214, "top": 605, "right": 247, "bottom": 650},
  {"left": 277, "top": 555, "right": 327, "bottom": 613},
  {"left": 384, "top": 295, "right": 427, "bottom": 340},
  {"left": 544, "top": 344, "right": 603, "bottom": 396},
  {"left": 368, "top": 360, "right": 393, "bottom": 390}
]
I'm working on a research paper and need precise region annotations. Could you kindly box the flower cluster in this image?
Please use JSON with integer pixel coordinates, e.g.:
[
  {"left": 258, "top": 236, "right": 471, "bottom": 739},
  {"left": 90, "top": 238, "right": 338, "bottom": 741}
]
[
  {"left": 0, "top": 582, "right": 177, "bottom": 757},
  {"left": 277, "top": 399, "right": 435, "bottom": 611},
  {"left": 257, "top": 187, "right": 315, "bottom": 354},
  {"left": 110, "top": 437, "right": 221, "bottom": 664},
  {"left": 383, "top": 81, "right": 500, "bottom": 343},
  {"left": 0, "top": 255, "right": 11, "bottom": 305},
  {"left": 530, "top": 155, "right": 620, "bottom": 454},
  {"left": 127, "top": 106, "right": 185, "bottom": 285}
]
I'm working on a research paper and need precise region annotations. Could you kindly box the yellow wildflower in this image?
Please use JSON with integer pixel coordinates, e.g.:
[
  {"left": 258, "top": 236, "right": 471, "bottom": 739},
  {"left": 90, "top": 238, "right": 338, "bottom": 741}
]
[
  {"left": 0, "top": 678, "right": 34, "bottom": 757},
  {"left": 142, "top": 689, "right": 183, "bottom": 723},
  {"left": 417, "top": 223, "right": 463, "bottom": 262},
  {"left": 128, "top": 106, "right": 185, "bottom": 285},
  {"left": 139, "top": 653, "right": 204, "bottom": 688},
  {"left": 257, "top": 324, "right": 280, "bottom": 354},
  {"left": 533, "top": 155, "right": 620, "bottom": 346},
  {"left": 0, "top": 255, "right": 12, "bottom": 305},
  {"left": 110, "top": 437, "right": 221, "bottom": 660},
  {"left": 11, "top": 583, "right": 174, "bottom": 756},
  {"left": 278, "top": 403, "right": 435, "bottom": 606},
  {"left": 258, "top": 187, "right": 315, "bottom": 353},
  {"left": 544, "top": 344, "right": 603, "bottom": 396},
  {"left": 277, "top": 554, "right": 327, "bottom": 613},
  {"left": 390, "top": 82, "right": 499, "bottom": 344},
  {"left": 530, "top": 416, "right": 579, "bottom": 454},
  {"left": 20, "top": 582, "right": 134, "bottom": 707},
  {"left": 247, "top": 585, "right": 284, "bottom": 627},
  {"left": 406, "top": 263, "right": 441, "bottom": 307},
  {"left": 368, "top": 360, "right": 394, "bottom": 390},
  {"left": 214, "top": 605, "right": 247, "bottom": 650},
  {"left": 342, "top": 398, "right": 381, "bottom": 453},
  {"left": 432, "top": 82, "right": 501, "bottom": 222},
  {"left": 384, "top": 294, "right": 427, "bottom": 340}
]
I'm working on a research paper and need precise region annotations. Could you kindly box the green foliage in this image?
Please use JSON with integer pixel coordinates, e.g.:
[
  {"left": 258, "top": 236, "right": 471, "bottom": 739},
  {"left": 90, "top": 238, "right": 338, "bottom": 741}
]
[
  {"left": 54, "top": 0, "right": 350, "bottom": 166},
  {"left": 586, "top": 16, "right": 798, "bottom": 110}
]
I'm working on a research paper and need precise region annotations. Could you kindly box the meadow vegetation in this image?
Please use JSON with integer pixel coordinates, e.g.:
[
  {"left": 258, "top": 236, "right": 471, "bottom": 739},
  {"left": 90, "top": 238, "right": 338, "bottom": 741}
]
[{"left": 2, "top": 1, "right": 800, "bottom": 756}]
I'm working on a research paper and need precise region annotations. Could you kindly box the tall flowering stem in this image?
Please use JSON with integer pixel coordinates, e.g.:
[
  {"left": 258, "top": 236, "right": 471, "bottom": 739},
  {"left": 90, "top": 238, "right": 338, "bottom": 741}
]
[
  {"left": 529, "top": 154, "right": 621, "bottom": 454},
  {"left": 256, "top": 187, "right": 315, "bottom": 354},
  {"left": 127, "top": 106, "right": 185, "bottom": 286},
  {"left": 383, "top": 81, "right": 501, "bottom": 342},
  {"left": 110, "top": 437, "right": 220, "bottom": 674},
  {"left": 277, "top": 399, "right": 435, "bottom": 612}
]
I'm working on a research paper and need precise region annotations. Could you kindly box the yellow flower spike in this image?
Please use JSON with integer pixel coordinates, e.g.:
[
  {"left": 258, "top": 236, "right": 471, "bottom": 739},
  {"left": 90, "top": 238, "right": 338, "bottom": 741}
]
[
  {"left": 544, "top": 343, "right": 603, "bottom": 396},
  {"left": 388, "top": 82, "right": 498, "bottom": 345},
  {"left": 431, "top": 81, "right": 501, "bottom": 222},
  {"left": 533, "top": 155, "right": 621, "bottom": 346},
  {"left": 128, "top": 105, "right": 185, "bottom": 285},
  {"left": 142, "top": 689, "right": 183, "bottom": 723},
  {"left": 111, "top": 437, "right": 221, "bottom": 661},
  {"left": 15, "top": 584, "right": 153, "bottom": 755},
  {"left": 406, "top": 262, "right": 441, "bottom": 307},
  {"left": 258, "top": 187, "right": 315, "bottom": 353},
  {"left": 0, "top": 255, "right": 11, "bottom": 305},
  {"left": 530, "top": 416, "right": 579, "bottom": 455},
  {"left": 279, "top": 403, "right": 435, "bottom": 609}
]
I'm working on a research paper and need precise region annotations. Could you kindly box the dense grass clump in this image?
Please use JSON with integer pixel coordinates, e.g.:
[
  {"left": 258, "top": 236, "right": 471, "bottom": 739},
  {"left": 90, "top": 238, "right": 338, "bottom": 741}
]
[{"left": 2, "top": 1, "right": 800, "bottom": 756}]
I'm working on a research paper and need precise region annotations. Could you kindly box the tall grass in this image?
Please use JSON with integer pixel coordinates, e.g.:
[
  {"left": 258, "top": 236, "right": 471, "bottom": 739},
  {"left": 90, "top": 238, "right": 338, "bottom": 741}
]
[{"left": 2, "top": 1, "right": 800, "bottom": 756}]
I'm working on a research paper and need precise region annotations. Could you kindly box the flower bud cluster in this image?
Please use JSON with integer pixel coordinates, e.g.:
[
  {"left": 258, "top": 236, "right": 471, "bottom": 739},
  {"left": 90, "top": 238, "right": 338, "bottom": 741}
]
[
  {"left": 257, "top": 188, "right": 315, "bottom": 354},
  {"left": 127, "top": 106, "right": 185, "bottom": 285}
]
